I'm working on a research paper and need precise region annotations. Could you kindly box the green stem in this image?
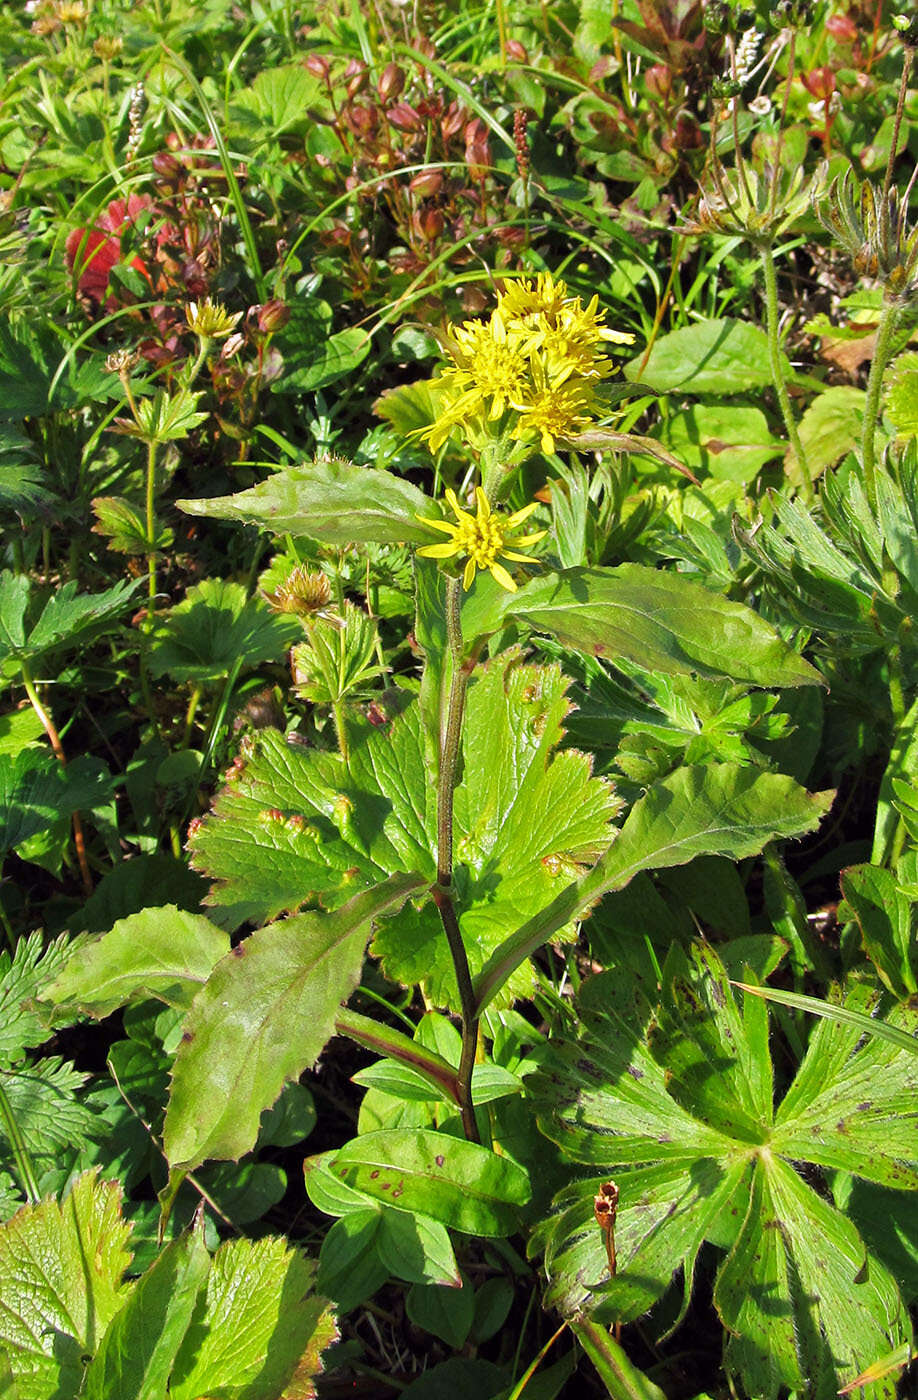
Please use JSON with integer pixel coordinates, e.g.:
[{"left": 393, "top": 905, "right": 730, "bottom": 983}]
[
  {"left": 182, "top": 685, "right": 203, "bottom": 748},
  {"left": 20, "top": 661, "right": 92, "bottom": 894},
  {"left": 861, "top": 299, "right": 899, "bottom": 507},
  {"left": 434, "top": 576, "right": 479, "bottom": 1143},
  {"left": 145, "top": 438, "right": 158, "bottom": 626},
  {"left": 0, "top": 877, "right": 14, "bottom": 952},
  {"left": 761, "top": 241, "right": 812, "bottom": 500},
  {"left": 0, "top": 1075, "right": 40, "bottom": 1204},
  {"left": 332, "top": 699, "right": 350, "bottom": 764}
]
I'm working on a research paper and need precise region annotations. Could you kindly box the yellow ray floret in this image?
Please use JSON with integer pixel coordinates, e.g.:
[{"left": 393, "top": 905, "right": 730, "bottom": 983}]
[{"left": 416, "top": 487, "right": 546, "bottom": 592}]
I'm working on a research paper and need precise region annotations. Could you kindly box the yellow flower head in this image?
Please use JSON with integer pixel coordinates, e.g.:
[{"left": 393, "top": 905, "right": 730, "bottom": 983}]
[
  {"left": 416, "top": 487, "right": 546, "bottom": 592},
  {"left": 510, "top": 360, "right": 601, "bottom": 454},
  {"left": 186, "top": 298, "right": 243, "bottom": 341}
]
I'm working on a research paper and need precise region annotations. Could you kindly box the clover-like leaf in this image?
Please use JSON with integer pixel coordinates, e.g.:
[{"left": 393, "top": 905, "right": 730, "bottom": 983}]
[
  {"left": 531, "top": 947, "right": 916, "bottom": 1399},
  {"left": 147, "top": 578, "right": 300, "bottom": 686}
]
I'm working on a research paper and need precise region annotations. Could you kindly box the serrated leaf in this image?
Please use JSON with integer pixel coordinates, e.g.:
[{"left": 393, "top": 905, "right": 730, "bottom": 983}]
[
  {"left": 164, "top": 873, "right": 423, "bottom": 1169},
  {"left": 0, "top": 932, "right": 75, "bottom": 1066},
  {"left": 331, "top": 1128, "right": 531, "bottom": 1236},
  {"left": 0, "top": 572, "right": 138, "bottom": 673},
  {"left": 82, "top": 1226, "right": 210, "bottom": 1400},
  {"left": 0, "top": 316, "right": 119, "bottom": 422},
  {"left": 0, "top": 1172, "right": 132, "bottom": 1400},
  {"left": 625, "top": 318, "right": 784, "bottom": 395},
  {"left": 0, "top": 1056, "right": 97, "bottom": 1167},
  {"left": 177, "top": 456, "right": 435, "bottom": 545},
  {"left": 192, "top": 655, "right": 618, "bottom": 1006},
  {"left": 168, "top": 1236, "right": 337, "bottom": 1400},
  {"left": 126, "top": 388, "right": 208, "bottom": 444},
  {"left": 496, "top": 565, "right": 821, "bottom": 689},
  {"left": 772, "top": 1001, "right": 918, "bottom": 1188},
  {"left": 42, "top": 906, "right": 231, "bottom": 1019},
  {"left": 840, "top": 863, "right": 918, "bottom": 998},
  {"left": 716, "top": 1155, "right": 908, "bottom": 1399},
  {"left": 92, "top": 495, "right": 172, "bottom": 555},
  {"left": 148, "top": 578, "right": 299, "bottom": 685},
  {"left": 0, "top": 709, "right": 44, "bottom": 757}
]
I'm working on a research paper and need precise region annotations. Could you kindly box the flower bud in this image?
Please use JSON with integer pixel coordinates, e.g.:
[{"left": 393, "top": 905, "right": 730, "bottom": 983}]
[
  {"left": 387, "top": 101, "right": 423, "bottom": 132},
  {"left": 825, "top": 14, "right": 858, "bottom": 43},
  {"left": 505, "top": 39, "right": 528, "bottom": 62},
  {"left": 409, "top": 167, "right": 443, "bottom": 198},
  {"left": 256, "top": 298, "right": 290, "bottom": 333},
  {"left": 415, "top": 206, "right": 445, "bottom": 242},
  {"left": 304, "top": 53, "right": 331, "bottom": 80},
  {"left": 645, "top": 63, "right": 672, "bottom": 99},
  {"left": 377, "top": 61, "right": 405, "bottom": 103}
]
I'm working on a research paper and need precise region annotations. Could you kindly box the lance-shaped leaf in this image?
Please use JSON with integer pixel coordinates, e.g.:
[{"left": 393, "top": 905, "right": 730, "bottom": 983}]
[
  {"left": 531, "top": 948, "right": 915, "bottom": 1398},
  {"left": 473, "top": 764, "right": 832, "bottom": 1014},
  {"left": 495, "top": 565, "right": 820, "bottom": 689},
  {"left": 163, "top": 873, "right": 424, "bottom": 1169},
  {"left": 42, "top": 906, "right": 231, "bottom": 1019},
  {"left": 0, "top": 1172, "right": 132, "bottom": 1400},
  {"left": 177, "top": 456, "right": 436, "bottom": 546}
]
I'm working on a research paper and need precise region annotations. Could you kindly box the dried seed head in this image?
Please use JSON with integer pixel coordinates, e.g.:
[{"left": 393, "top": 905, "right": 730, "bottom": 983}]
[{"left": 264, "top": 566, "right": 332, "bottom": 618}]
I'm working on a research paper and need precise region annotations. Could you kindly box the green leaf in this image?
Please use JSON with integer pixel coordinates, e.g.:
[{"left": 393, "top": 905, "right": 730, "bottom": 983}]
[
  {"left": 92, "top": 496, "right": 173, "bottom": 555},
  {"left": 532, "top": 951, "right": 915, "bottom": 1396},
  {"left": 148, "top": 579, "right": 299, "bottom": 685},
  {"left": 125, "top": 388, "right": 208, "bottom": 444},
  {"left": 177, "top": 457, "right": 435, "bottom": 546},
  {"left": 42, "top": 906, "right": 231, "bottom": 1019},
  {"left": 0, "top": 709, "right": 44, "bottom": 757},
  {"left": 376, "top": 1209, "right": 461, "bottom": 1287},
  {"left": 0, "top": 932, "right": 74, "bottom": 1066},
  {"left": 82, "top": 1226, "right": 210, "bottom": 1400},
  {"left": 316, "top": 1210, "right": 389, "bottom": 1313},
  {"left": 275, "top": 325, "right": 371, "bottom": 393},
  {"left": 571, "top": 1318, "right": 667, "bottom": 1400},
  {"left": 733, "top": 982, "right": 918, "bottom": 1056},
  {"left": 371, "top": 654, "right": 619, "bottom": 1006},
  {"left": 0, "top": 316, "right": 120, "bottom": 422},
  {"left": 331, "top": 1128, "right": 531, "bottom": 1236},
  {"left": 787, "top": 385, "right": 866, "bottom": 483},
  {"left": 163, "top": 873, "right": 423, "bottom": 1169},
  {"left": 715, "top": 1155, "right": 908, "bottom": 1399},
  {"left": 0, "top": 572, "right": 138, "bottom": 673},
  {"left": 474, "top": 764, "right": 832, "bottom": 1013},
  {"left": 840, "top": 863, "right": 918, "bottom": 998},
  {"left": 772, "top": 1000, "right": 918, "bottom": 1188},
  {"left": 0, "top": 1172, "right": 132, "bottom": 1400},
  {"left": 658, "top": 403, "right": 784, "bottom": 483},
  {"left": 0, "top": 750, "right": 113, "bottom": 855},
  {"left": 0, "top": 1056, "right": 98, "bottom": 1168},
  {"left": 168, "top": 1236, "right": 337, "bottom": 1400},
  {"left": 407, "top": 1275, "right": 474, "bottom": 1348},
  {"left": 625, "top": 319, "right": 784, "bottom": 395},
  {"left": 498, "top": 565, "right": 821, "bottom": 689}
]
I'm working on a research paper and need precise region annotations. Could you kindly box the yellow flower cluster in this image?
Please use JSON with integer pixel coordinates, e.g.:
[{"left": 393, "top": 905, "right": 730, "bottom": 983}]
[{"left": 426, "top": 272, "right": 633, "bottom": 454}]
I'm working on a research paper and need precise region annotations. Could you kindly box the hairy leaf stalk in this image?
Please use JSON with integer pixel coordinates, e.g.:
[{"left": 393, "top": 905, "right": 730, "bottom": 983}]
[
  {"left": 860, "top": 299, "right": 899, "bottom": 505},
  {"left": 435, "top": 575, "right": 480, "bottom": 1142},
  {"left": 761, "top": 242, "right": 812, "bottom": 500}
]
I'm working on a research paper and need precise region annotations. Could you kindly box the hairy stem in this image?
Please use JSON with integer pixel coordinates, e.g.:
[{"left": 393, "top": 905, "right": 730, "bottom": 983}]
[
  {"left": 145, "top": 437, "right": 158, "bottom": 626},
  {"left": 861, "top": 298, "right": 899, "bottom": 506},
  {"left": 761, "top": 241, "right": 812, "bottom": 500},
  {"left": 434, "top": 575, "right": 479, "bottom": 1143},
  {"left": 0, "top": 1076, "right": 40, "bottom": 1204}
]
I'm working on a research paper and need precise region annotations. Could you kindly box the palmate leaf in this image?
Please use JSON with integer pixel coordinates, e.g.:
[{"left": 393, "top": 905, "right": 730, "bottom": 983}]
[
  {"left": 532, "top": 947, "right": 916, "bottom": 1399},
  {"left": 148, "top": 578, "right": 300, "bottom": 686},
  {"left": 0, "top": 570, "right": 138, "bottom": 675},
  {"left": 0, "top": 749, "right": 114, "bottom": 855},
  {"left": 0, "top": 1056, "right": 97, "bottom": 1165},
  {"left": 0, "top": 1172, "right": 132, "bottom": 1400},
  {"left": 191, "top": 656, "right": 619, "bottom": 1007}
]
